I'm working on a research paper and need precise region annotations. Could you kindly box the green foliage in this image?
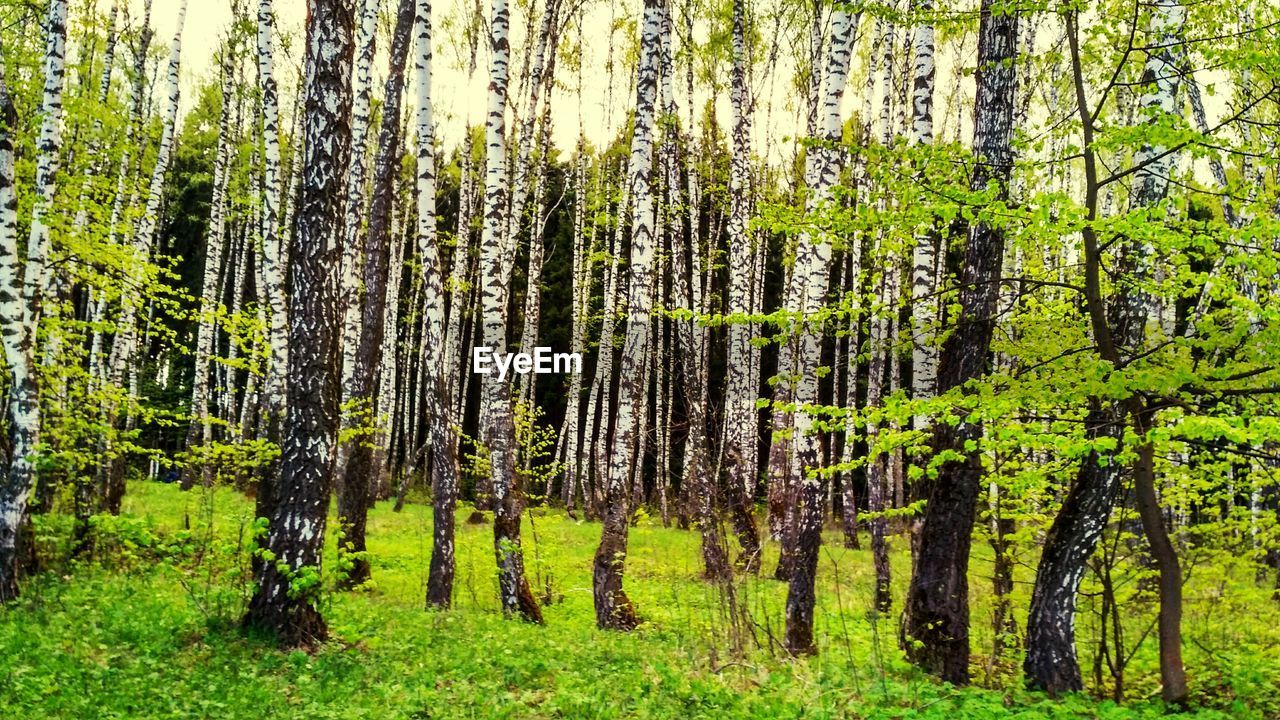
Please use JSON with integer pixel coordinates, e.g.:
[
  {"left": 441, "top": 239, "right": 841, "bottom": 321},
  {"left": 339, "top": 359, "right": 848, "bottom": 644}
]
[{"left": 4, "top": 482, "right": 1279, "bottom": 719}]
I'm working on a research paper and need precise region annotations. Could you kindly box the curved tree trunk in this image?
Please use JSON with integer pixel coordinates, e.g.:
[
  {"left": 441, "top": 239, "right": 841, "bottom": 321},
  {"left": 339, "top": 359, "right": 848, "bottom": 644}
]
[
  {"left": 1025, "top": 2, "right": 1187, "bottom": 702},
  {"left": 592, "top": 0, "right": 663, "bottom": 631}
]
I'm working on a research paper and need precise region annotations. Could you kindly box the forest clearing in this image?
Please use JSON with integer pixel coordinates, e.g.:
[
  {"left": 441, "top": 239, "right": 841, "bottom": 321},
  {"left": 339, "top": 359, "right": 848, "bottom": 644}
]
[
  {"left": 4, "top": 481, "right": 1279, "bottom": 718},
  {"left": 3, "top": 0, "right": 1280, "bottom": 716}
]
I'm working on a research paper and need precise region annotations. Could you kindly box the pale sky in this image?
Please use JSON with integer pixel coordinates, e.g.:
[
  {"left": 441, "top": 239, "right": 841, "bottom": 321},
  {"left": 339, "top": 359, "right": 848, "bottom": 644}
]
[
  {"left": 122, "top": 0, "right": 880, "bottom": 166},
  {"left": 131, "top": 0, "right": 700, "bottom": 152},
  {"left": 101, "top": 2, "right": 1232, "bottom": 186}
]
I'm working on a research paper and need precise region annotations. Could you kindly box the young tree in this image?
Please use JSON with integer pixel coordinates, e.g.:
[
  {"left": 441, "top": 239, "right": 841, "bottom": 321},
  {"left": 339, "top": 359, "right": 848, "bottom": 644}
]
[
  {"left": 411, "top": 0, "right": 461, "bottom": 609},
  {"left": 1025, "top": 1, "right": 1189, "bottom": 703},
  {"left": 243, "top": 0, "right": 355, "bottom": 647},
  {"left": 783, "top": 2, "right": 859, "bottom": 656},
  {"left": 336, "top": 0, "right": 382, "bottom": 479},
  {"left": 721, "top": 0, "right": 764, "bottom": 573},
  {"left": 103, "top": 0, "right": 188, "bottom": 510},
  {"left": 182, "top": 48, "right": 237, "bottom": 490}
]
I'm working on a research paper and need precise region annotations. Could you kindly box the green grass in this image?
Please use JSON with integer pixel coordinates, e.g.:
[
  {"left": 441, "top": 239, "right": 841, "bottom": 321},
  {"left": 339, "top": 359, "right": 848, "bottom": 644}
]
[{"left": 2, "top": 481, "right": 1278, "bottom": 719}]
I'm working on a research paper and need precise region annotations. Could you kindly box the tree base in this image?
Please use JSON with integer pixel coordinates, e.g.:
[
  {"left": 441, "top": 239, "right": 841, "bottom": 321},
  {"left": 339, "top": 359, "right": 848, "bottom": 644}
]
[{"left": 242, "top": 597, "right": 329, "bottom": 650}]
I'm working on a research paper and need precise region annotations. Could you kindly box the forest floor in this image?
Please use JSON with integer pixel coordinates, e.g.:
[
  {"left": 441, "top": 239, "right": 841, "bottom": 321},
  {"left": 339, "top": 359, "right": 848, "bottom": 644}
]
[{"left": 2, "top": 482, "right": 1279, "bottom": 719}]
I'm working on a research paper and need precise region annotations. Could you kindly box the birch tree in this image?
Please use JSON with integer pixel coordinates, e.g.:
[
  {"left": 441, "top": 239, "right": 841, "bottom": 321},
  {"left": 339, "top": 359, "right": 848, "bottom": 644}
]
[
  {"left": 902, "top": 0, "right": 1019, "bottom": 683},
  {"left": 0, "top": 0, "right": 69, "bottom": 596},
  {"left": 337, "top": 0, "right": 417, "bottom": 591},
  {"left": 592, "top": 0, "right": 663, "bottom": 631},
  {"left": 256, "top": 0, "right": 288, "bottom": 408},
  {"left": 721, "top": 0, "right": 763, "bottom": 573},
  {"left": 243, "top": 0, "right": 355, "bottom": 647},
  {"left": 336, "top": 0, "right": 382, "bottom": 446},
  {"left": 409, "top": 0, "right": 459, "bottom": 607},
  {"left": 782, "top": 3, "right": 858, "bottom": 655},
  {"left": 182, "top": 48, "right": 237, "bottom": 490},
  {"left": 1026, "top": 1, "right": 1189, "bottom": 703},
  {"left": 102, "top": 0, "right": 188, "bottom": 511},
  {"left": 478, "top": 0, "right": 543, "bottom": 623},
  {"left": 908, "top": 0, "right": 938, "bottom": 413}
]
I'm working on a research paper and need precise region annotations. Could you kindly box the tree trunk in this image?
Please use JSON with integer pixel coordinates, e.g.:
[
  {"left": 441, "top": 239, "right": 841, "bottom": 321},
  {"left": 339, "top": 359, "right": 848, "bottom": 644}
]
[
  {"left": 902, "top": 0, "right": 1017, "bottom": 683},
  {"left": 784, "top": 4, "right": 860, "bottom": 656},
  {"left": 558, "top": 146, "right": 591, "bottom": 515},
  {"left": 103, "top": 0, "right": 187, "bottom": 514},
  {"left": 182, "top": 51, "right": 236, "bottom": 490},
  {"left": 0, "top": 73, "right": 36, "bottom": 600},
  {"left": 1025, "top": 3, "right": 1187, "bottom": 701},
  {"left": 1024, "top": 405, "right": 1125, "bottom": 693},
  {"left": 243, "top": 0, "right": 354, "bottom": 648},
  {"left": 721, "top": 0, "right": 763, "bottom": 574},
  {"left": 592, "top": 0, "right": 663, "bottom": 631},
  {"left": 252, "top": 0, "right": 290, "bottom": 555},
  {"left": 908, "top": 0, "right": 938, "bottom": 428},
  {"left": 335, "top": 0, "right": 382, "bottom": 481},
  {"left": 412, "top": 0, "right": 459, "bottom": 608},
  {"left": 479, "top": 0, "right": 542, "bottom": 623},
  {"left": 336, "top": 0, "right": 417, "bottom": 590}
]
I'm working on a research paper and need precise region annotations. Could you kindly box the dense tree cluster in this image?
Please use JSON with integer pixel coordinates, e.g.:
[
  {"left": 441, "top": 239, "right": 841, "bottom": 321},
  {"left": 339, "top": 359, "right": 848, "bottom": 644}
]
[{"left": 3, "top": 0, "right": 1280, "bottom": 707}]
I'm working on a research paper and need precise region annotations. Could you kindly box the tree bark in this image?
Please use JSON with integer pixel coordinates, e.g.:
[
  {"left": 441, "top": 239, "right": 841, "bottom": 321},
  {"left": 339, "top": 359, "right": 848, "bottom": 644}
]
[
  {"left": 182, "top": 50, "right": 236, "bottom": 490},
  {"left": 784, "top": 4, "right": 859, "bottom": 656},
  {"left": 411, "top": 0, "right": 460, "bottom": 608},
  {"left": 1, "top": 0, "right": 68, "bottom": 595},
  {"left": 335, "top": 0, "right": 382, "bottom": 481},
  {"left": 103, "top": 0, "right": 187, "bottom": 513},
  {"left": 336, "top": 0, "right": 417, "bottom": 590},
  {"left": 901, "top": 0, "right": 1017, "bottom": 683},
  {"left": 721, "top": 0, "right": 763, "bottom": 574},
  {"left": 592, "top": 0, "right": 664, "bottom": 631},
  {"left": 243, "top": 0, "right": 354, "bottom": 648},
  {"left": 479, "top": 0, "right": 543, "bottom": 623}
]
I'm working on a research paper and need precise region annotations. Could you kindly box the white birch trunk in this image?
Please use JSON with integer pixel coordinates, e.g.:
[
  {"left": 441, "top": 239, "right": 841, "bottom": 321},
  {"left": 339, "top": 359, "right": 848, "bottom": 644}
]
[
  {"left": 0, "top": 0, "right": 68, "bottom": 598},
  {"left": 784, "top": 4, "right": 860, "bottom": 654},
  {"left": 479, "top": 0, "right": 541, "bottom": 621},
  {"left": 106, "top": 0, "right": 188, "bottom": 398},
  {"left": 257, "top": 0, "right": 289, "bottom": 421},
  {"left": 336, "top": 0, "right": 383, "bottom": 474},
  {"left": 183, "top": 53, "right": 236, "bottom": 487},
  {"left": 908, "top": 0, "right": 938, "bottom": 421},
  {"left": 592, "top": 0, "right": 663, "bottom": 630}
]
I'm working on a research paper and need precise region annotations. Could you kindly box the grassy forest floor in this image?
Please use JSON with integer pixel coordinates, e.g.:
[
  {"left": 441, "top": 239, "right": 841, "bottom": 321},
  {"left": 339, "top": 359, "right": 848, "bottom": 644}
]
[{"left": 2, "top": 482, "right": 1279, "bottom": 719}]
